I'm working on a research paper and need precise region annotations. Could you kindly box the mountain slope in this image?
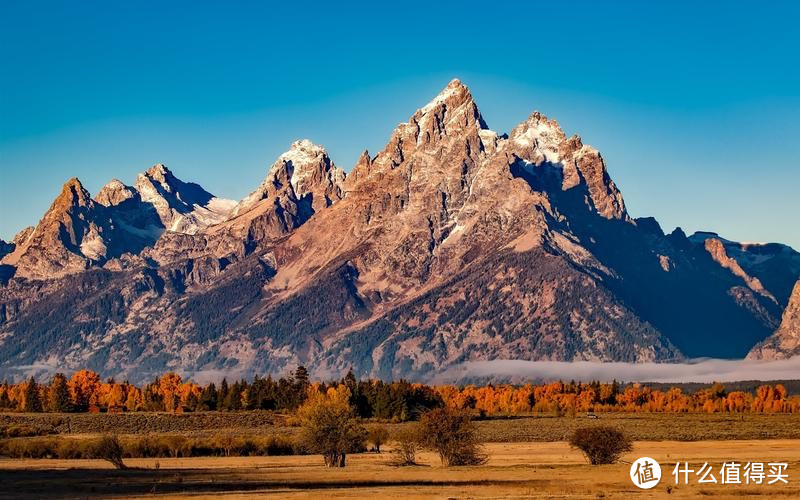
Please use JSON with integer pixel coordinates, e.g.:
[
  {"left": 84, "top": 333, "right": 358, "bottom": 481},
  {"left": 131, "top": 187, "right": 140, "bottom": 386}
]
[
  {"left": 0, "top": 79, "right": 796, "bottom": 382},
  {"left": 748, "top": 280, "right": 800, "bottom": 359}
]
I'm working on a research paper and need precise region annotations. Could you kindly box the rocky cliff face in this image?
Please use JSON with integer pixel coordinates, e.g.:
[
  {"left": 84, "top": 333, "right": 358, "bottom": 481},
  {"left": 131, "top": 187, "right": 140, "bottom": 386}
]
[
  {"left": 135, "top": 164, "right": 235, "bottom": 234},
  {"left": 689, "top": 231, "right": 800, "bottom": 307},
  {"left": 0, "top": 240, "right": 12, "bottom": 260},
  {"left": 0, "top": 79, "right": 796, "bottom": 382},
  {"left": 748, "top": 280, "right": 800, "bottom": 359},
  {"left": 222, "top": 139, "right": 345, "bottom": 242}
]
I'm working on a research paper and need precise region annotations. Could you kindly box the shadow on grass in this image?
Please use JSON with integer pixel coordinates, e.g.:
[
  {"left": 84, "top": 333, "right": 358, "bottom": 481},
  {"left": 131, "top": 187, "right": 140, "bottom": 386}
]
[{"left": 0, "top": 468, "right": 543, "bottom": 499}]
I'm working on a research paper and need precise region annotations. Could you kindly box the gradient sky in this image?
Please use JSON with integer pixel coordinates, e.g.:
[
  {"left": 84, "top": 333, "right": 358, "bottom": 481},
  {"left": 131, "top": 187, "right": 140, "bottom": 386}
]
[{"left": 1, "top": 1, "right": 798, "bottom": 248}]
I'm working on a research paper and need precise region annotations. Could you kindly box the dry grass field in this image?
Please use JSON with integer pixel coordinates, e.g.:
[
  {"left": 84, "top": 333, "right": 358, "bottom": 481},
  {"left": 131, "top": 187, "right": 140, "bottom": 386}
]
[
  {"left": 1, "top": 440, "right": 799, "bottom": 498},
  {"left": 2, "top": 413, "right": 800, "bottom": 498}
]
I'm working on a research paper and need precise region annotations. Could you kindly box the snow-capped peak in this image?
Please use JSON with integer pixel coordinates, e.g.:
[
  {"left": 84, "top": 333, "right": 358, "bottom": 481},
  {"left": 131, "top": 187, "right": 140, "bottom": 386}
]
[
  {"left": 419, "top": 78, "right": 468, "bottom": 114},
  {"left": 134, "top": 164, "right": 233, "bottom": 234},
  {"left": 95, "top": 179, "right": 137, "bottom": 207},
  {"left": 230, "top": 140, "right": 344, "bottom": 219},
  {"left": 510, "top": 111, "right": 566, "bottom": 162},
  {"left": 276, "top": 139, "right": 329, "bottom": 194}
]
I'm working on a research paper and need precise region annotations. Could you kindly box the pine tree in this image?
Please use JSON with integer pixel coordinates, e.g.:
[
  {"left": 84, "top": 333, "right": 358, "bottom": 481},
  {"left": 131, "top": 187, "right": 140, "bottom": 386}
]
[
  {"left": 199, "top": 383, "right": 218, "bottom": 411},
  {"left": 47, "top": 373, "right": 71, "bottom": 412},
  {"left": 0, "top": 391, "right": 11, "bottom": 409},
  {"left": 218, "top": 378, "right": 229, "bottom": 409},
  {"left": 23, "top": 376, "right": 43, "bottom": 413},
  {"left": 294, "top": 366, "right": 309, "bottom": 388}
]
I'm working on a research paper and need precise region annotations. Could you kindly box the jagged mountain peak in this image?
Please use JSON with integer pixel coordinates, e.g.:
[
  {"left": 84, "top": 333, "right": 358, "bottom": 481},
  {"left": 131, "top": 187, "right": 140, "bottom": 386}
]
[
  {"left": 368, "top": 79, "right": 491, "bottom": 174},
  {"left": 2, "top": 177, "right": 103, "bottom": 277},
  {"left": 273, "top": 139, "right": 339, "bottom": 196},
  {"left": 221, "top": 140, "right": 345, "bottom": 242},
  {"left": 142, "top": 163, "right": 172, "bottom": 182},
  {"left": 506, "top": 109, "right": 627, "bottom": 220},
  {"left": 414, "top": 78, "right": 488, "bottom": 133},
  {"left": 418, "top": 78, "right": 479, "bottom": 116},
  {"left": 55, "top": 177, "right": 94, "bottom": 209},
  {"left": 134, "top": 164, "right": 233, "bottom": 234},
  {"left": 95, "top": 179, "right": 137, "bottom": 207}
]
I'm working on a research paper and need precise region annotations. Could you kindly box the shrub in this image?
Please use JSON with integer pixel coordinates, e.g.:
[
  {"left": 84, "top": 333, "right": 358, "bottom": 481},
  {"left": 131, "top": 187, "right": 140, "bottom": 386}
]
[
  {"left": 0, "top": 437, "right": 57, "bottom": 458},
  {"left": 56, "top": 438, "right": 92, "bottom": 459},
  {"left": 569, "top": 426, "right": 632, "bottom": 465},
  {"left": 91, "top": 434, "right": 126, "bottom": 469},
  {"left": 124, "top": 435, "right": 170, "bottom": 458},
  {"left": 1, "top": 424, "right": 49, "bottom": 438},
  {"left": 261, "top": 435, "right": 297, "bottom": 456},
  {"left": 417, "top": 407, "right": 487, "bottom": 466},
  {"left": 390, "top": 427, "right": 420, "bottom": 466},
  {"left": 367, "top": 425, "right": 390, "bottom": 453},
  {"left": 298, "top": 386, "right": 367, "bottom": 467}
]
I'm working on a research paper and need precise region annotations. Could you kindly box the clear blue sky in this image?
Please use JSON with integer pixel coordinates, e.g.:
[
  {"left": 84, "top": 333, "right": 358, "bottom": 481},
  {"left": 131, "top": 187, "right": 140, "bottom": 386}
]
[{"left": 1, "top": 1, "right": 798, "bottom": 248}]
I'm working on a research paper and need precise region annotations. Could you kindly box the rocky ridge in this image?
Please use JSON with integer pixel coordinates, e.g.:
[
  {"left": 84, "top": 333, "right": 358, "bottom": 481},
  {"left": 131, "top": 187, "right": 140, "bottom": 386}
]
[
  {"left": 748, "top": 280, "right": 800, "bottom": 359},
  {"left": 0, "top": 79, "right": 797, "bottom": 382}
]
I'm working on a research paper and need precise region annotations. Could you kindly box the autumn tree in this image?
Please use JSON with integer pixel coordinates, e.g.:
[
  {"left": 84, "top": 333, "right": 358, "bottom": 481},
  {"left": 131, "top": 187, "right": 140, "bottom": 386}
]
[
  {"left": 367, "top": 425, "right": 390, "bottom": 453},
  {"left": 157, "top": 373, "right": 183, "bottom": 412},
  {"left": 125, "top": 386, "right": 144, "bottom": 412},
  {"left": 47, "top": 373, "right": 71, "bottom": 412},
  {"left": 298, "top": 385, "right": 367, "bottom": 467},
  {"left": 68, "top": 370, "right": 101, "bottom": 411}
]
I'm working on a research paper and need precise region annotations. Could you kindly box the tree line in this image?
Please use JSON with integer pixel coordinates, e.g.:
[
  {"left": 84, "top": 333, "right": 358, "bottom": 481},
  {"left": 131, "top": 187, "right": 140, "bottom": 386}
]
[{"left": 1, "top": 368, "right": 798, "bottom": 416}]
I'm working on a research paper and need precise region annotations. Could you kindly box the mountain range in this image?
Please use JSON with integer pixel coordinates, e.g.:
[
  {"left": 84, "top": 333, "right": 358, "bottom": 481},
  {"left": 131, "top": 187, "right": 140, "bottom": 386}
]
[{"left": 1, "top": 79, "right": 798, "bottom": 383}]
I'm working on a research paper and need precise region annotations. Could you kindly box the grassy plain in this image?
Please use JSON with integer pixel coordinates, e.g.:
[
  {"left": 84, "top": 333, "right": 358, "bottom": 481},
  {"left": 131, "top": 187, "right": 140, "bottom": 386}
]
[
  {"left": 3, "top": 411, "right": 800, "bottom": 440},
  {"left": 1, "top": 441, "right": 799, "bottom": 498},
  {"left": 2, "top": 413, "right": 800, "bottom": 498}
]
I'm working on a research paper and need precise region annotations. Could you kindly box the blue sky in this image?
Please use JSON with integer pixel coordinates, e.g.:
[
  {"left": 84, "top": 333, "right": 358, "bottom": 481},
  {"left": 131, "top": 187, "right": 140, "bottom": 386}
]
[{"left": 1, "top": 1, "right": 798, "bottom": 248}]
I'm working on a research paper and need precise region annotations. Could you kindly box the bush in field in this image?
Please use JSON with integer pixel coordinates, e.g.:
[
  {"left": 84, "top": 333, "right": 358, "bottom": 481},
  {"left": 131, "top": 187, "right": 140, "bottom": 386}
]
[
  {"left": 1, "top": 424, "right": 49, "bottom": 438},
  {"left": 390, "top": 427, "right": 420, "bottom": 466},
  {"left": 0, "top": 437, "right": 56, "bottom": 458},
  {"left": 569, "top": 426, "right": 632, "bottom": 465},
  {"left": 367, "top": 425, "right": 390, "bottom": 453},
  {"left": 91, "top": 434, "right": 126, "bottom": 469},
  {"left": 417, "top": 407, "right": 487, "bottom": 466},
  {"left": 298, "top": 385, "right": 367, "bottom": 467},
  {"left": 261, "top": 435, "right": 297, "bottom": 455},
  {"left": 56, "top": 438, "right": 92, "bottom": 459}
]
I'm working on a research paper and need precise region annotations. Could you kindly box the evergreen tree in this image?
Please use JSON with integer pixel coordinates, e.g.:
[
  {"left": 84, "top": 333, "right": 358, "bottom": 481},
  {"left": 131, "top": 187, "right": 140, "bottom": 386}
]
[
  {"left": 47, "top": 373, "right": 71, "bottom": 412},
  {"left": 223, "top": 381, "right": 243, "bottom": 411},
  {"left": 218, "top": 378, "right": 229, "bottom": 408},
  {"left": 294, "top": 366, "right": 309, "bottom": 388},
  {"left": 0, "top": 391, "right": 11, "bottom": 410},
  {"left": 185, "top": 391, "right": 200, "bottom": 411},
  {"left": 199, "top": 383, "right": 218, "bottom": 411},
  {"left": 23, "top": 376, "right": 43, "bottom": 412}
]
